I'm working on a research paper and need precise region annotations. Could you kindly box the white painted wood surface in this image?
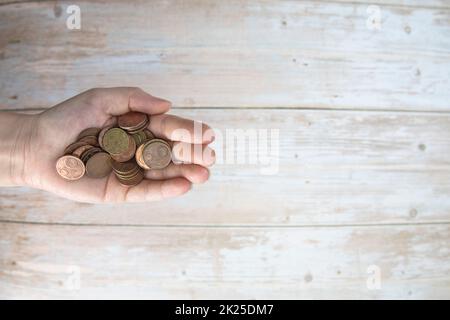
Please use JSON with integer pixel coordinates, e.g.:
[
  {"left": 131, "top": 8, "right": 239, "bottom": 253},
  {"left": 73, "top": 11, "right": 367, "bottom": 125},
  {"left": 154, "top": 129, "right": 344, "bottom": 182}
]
[
  {"left": 1, "top": 222, "right": 449, "bottom": 299},
  {"left": 1, "top": 109, "right": 450, "bottom": 226},
  {"left": 0, "top": 0, "right": 449, "bottom": 111},
  {"left": 0, "top": 0, "right": 449, "bottom": 299}
]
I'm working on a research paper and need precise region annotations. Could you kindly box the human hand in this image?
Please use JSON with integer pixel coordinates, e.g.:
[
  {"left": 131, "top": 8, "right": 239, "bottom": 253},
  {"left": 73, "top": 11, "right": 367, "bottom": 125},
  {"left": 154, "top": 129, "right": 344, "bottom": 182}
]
[{"left": 1, "top": 87, "right": 215, "bottom": 203}]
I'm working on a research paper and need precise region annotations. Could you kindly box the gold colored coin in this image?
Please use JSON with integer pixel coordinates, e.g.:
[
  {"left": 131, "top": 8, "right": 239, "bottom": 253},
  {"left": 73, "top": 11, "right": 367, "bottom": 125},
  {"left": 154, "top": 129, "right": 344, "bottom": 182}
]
[
  {"left": 98, "top": 125, "right": 114, "bottom": 149},
  {"left": 110, "top": 135, "right": 136, "bottom": 163},
  {"left": 102, "top": 128, "right": 130, "bottom": 155}
]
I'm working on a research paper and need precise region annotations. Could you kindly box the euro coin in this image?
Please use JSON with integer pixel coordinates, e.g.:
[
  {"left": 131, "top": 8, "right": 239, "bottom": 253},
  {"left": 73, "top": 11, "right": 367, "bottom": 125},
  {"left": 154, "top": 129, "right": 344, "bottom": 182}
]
[
  {"left": 86, "top": 152, "right": 113, "bottom": 178},
  {"left": 142, "top": 139, "right": 172, "bottom": 169},
  {"left": 102, "top": 128, "right": 130, "bottom": 155},
  {"left": 56, "top": 155, "right": 85, "bottom": 181}
]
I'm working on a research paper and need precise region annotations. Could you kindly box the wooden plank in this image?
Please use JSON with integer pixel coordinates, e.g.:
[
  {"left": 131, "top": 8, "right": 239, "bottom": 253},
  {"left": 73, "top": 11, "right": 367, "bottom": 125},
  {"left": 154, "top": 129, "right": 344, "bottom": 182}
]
[
  {"left": 0, "top": 222, "right": 448, "bottom": 299},
  {"left": 1, "top": 109, "right": 449, "bottom": 226},
  {"left": 0, "top": 1, "right": 449, "bottom": 111},
  {"left": 332, "top": 0, "right": 450, "bottom": 9},
  {"left": 1, "top": 0, "right": 449, "bottom": 10}
]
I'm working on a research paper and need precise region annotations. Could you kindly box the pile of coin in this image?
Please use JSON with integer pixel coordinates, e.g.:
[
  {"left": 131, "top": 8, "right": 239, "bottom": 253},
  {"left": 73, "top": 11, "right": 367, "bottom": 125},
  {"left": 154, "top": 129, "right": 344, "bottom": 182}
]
[
  {"left": 56, "top": 112, "right": 173, "bottom": 186},
  {"left": 111, "top": 159, "right": 145, "bottom": 187}
]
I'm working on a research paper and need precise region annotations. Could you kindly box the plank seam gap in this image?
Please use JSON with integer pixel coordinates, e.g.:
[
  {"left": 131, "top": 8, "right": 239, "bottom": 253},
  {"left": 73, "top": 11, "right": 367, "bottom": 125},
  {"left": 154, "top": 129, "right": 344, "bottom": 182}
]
[
  {"left": 0, "top": 0, "right": 449, "bottom": 10},
  {"left": 1, "top": 219, "right": 449, "bottom": 229},
  {"left": 311, "top": 0, "right": 450, "bottom": 10},
  {"left": 179, "top": 107, "right": 450, "bottom": 115},
  {"left": 2, "top": 107, "right": 450, "bottom": 115}
]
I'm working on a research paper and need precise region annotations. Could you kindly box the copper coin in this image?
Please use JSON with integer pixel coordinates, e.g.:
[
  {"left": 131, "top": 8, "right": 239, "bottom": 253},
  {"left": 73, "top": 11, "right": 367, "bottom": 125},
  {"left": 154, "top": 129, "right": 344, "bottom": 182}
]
[
  {"left": 98, "top": 125, "right": 114, "bottom": 149},
  {"left": 56, "top": 155, "right": 86, "bottom": 181},
  {"left": 135, "top": 143, "right": 150, "bottom": 170},
  {"left": 102, "top": 128, "right": 130, "bottom": 155},
  {"left": 64, "top": 141, "right": 90, "bottom": 155},
  {"left": 116, "top": 169, "right": 144, "bottom": 187},
  {"left": 114, "top": 166, "right": 142, "bottom": 180},
  {"left": 81, "top": 147, "right": 102, "bottom": 164},
  {"left": 86, "top": 152, "right": 113, "bottom": 179},
  {"left": 115, "top": 171, "right": 141, "bottom": 180},
  {"left": 142, "top": 140, "right": 172, "bottom": 169},
  {"left": 77, "top": 127, "right": 101, "bottom": 140},
  {"left": 110, "top": 152, "right": 135, "bottom": 164},
  {"left": 114, "top": 168, "right": 141, "bottom": 180},
  {"left": 118, "top": 112, "right": 148, "bottom": 131},
  {"left": 72, "top": 145, "right": 94, "bottom": 158},
  {"left": 111, "top": 159, "right": 139, "bottom": 175},
  {"left": 78, "top": 135, "right": 100, "bottom": 146},
  {"left": 127, "top": 121, "right": 149, "bottom": 134},
  {"left": 132, "top": 131, "right": 147, "bottom": 146},
  {"left": 144, "top": 129, "right": 154, "bottom": 140},
  {"left": 110, "top": 135, "right": 136, "bottom": 163}
]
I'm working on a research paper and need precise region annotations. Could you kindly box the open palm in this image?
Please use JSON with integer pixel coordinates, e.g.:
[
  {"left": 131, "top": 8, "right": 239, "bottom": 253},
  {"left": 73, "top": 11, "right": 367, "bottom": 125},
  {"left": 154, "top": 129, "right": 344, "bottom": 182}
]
[{"left": 23, "top": 87, "right": 215, "bottom": 203}]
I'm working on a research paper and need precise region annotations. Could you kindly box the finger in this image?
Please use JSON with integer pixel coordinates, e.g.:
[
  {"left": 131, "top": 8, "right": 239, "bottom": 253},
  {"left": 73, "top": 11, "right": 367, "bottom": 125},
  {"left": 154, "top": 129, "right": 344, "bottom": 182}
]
[
  {"left": 172, "top": 142, "right": 216, "bottom": 167},
  {"left": 149, "top": 114, "right": 215, "bottom": 144},
  {"left": 94, "top": 87, "right": 171, "bottom": 116},
  {"left": 145, "top": 163, "right": 210, "bottom": 184},
  {"left": 122, "top": 177, "right": 192, "bottom": 202}
]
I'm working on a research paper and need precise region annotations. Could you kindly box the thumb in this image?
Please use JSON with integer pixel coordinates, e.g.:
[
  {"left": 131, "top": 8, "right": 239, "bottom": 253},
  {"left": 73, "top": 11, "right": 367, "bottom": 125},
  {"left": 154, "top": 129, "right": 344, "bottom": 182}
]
[{"left": 95, "top": 87, "right": 171, "bottom": 116}]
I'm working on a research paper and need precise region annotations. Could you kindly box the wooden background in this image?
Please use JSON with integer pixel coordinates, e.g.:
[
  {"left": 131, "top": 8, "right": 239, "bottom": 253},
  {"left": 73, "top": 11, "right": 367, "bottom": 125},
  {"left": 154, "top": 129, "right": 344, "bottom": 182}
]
[{"left": 0, "top": 0, "right": 449, "bottom": 299}]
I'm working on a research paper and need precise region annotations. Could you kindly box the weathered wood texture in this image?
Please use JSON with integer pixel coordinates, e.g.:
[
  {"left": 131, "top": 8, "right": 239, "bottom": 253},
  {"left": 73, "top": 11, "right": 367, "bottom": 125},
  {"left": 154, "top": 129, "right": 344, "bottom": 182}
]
[
  {"left": 2, "top": 0, "right": 450, "bottom": 8},
  {"left": 0, "top": 0, "right": 449, "bottom": 110},
  {"left": 0, "top": 222, "right": 449, "bottom": 299},
  {"left": 0, "top": 0, "right": 449, "bottom": 299},
  {"left": 1, "top": 109, "right": 450, "bottom": 226}
]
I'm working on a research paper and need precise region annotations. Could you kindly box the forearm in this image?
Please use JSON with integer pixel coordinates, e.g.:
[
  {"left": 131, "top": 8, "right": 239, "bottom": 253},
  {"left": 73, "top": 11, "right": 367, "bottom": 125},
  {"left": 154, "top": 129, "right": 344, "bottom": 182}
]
[{"left": 0, "top": 112, "right": 37, "bottom": 187}]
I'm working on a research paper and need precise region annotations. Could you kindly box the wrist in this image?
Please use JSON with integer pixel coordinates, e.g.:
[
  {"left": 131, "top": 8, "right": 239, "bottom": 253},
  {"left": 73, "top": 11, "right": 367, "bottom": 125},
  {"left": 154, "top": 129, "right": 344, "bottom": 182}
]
[{"left": 0, "top": 112, "right": 40, "bottom": 187}]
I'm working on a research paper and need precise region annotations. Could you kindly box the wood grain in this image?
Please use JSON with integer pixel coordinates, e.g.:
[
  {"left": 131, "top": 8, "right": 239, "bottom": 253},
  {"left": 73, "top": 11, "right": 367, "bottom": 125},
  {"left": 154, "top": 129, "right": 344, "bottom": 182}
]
[
  {"left": 1, "top": 0, "right": 449, "bottom": 299},
  {"left": 0, "top": 222, "right": 448, "bottom": 299},
  {"left": 1, "top": 109, "right": 449, "bottom": 226},
  {"left": 0, "top": 0, "right": 449, "bottom": 111},
  {"left": 1, "top": 0, "right": 450, "bottom": 8},
  {"left": 333, "top": 0, "right": 450, "bottom": 9}
]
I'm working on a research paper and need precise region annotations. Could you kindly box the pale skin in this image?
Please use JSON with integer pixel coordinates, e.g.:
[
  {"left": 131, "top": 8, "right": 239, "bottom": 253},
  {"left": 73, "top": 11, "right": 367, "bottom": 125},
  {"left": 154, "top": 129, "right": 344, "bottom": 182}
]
[{"left": 0, "top": 87, "right": 216, "bottom": 203}]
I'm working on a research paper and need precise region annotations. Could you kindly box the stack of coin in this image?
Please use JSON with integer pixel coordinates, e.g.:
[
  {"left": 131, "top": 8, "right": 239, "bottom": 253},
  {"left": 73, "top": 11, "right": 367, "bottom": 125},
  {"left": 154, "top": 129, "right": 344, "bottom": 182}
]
[
  {"left": 56, "top": 111, "right": 173, "bottom": 187},
  {"left": 117, "top": 112, "right": 149, "bottom": 134},
  {"left": 111, "top": 159, "right": 144, "bottom": 186}
]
